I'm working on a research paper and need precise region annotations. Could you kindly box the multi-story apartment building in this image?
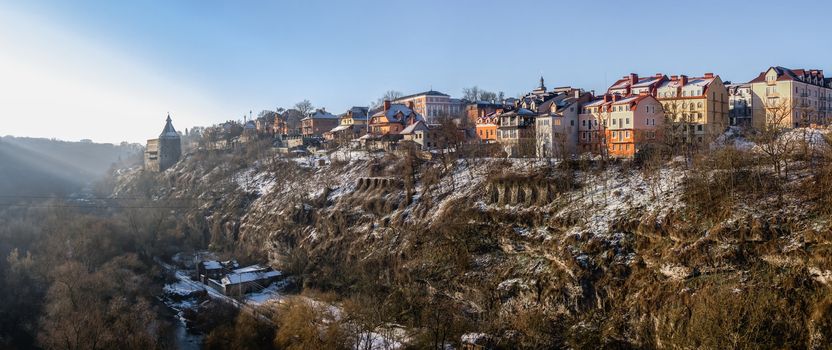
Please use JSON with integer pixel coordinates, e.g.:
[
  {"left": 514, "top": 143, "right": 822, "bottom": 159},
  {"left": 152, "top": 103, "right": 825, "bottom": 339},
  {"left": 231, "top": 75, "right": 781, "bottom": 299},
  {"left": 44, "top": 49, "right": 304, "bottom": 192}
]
[
  {"left": 535, "top": 89, "right": 591, "bottom": 157},
  {"left": 475, "top": 111, "right": 501, "bottom": 143},
  {"left": 608, "top": 73, "right": 667, "bottom": 96},
  {"left": 726, "top": 82, "right": 753, "bottom": 127},
  {"left": 655, "top": 73, "right": 729, "bottom": 142},
  {"left": 393, "top": 90, "right": 464, "bottom": 122},
  {"left": 301, "top": 109, "right": 340, "bottom": 137},
  {"left": 578, "top": 93, "right": 664, "bottom": 157},
  {"left": 606, "top": 72, "right": 728, "bottom": 142},
  {"left": 496, "top": 108, "right": 536, "bottom": 156},
  {"left": 749, "top": 67, "right": 832, "bottom": 128},
  {"left": 465, "top": 101, "right": 504, "bottom": 125}
]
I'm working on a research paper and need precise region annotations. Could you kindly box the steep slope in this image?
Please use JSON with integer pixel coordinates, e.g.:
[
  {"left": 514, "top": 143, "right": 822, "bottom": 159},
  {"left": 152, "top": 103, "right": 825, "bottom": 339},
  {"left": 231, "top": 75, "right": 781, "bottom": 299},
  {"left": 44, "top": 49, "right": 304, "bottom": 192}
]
[{"left": 116, "top": 147, "right": 832, "bottom": 348}]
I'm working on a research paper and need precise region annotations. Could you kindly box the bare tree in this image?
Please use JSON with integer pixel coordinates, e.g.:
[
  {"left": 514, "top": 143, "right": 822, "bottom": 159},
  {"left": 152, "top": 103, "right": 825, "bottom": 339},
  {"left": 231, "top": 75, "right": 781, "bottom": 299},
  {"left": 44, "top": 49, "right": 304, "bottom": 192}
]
[
  {"left": 751, "top": 98, "right": 797, "bottom": 178},
  {"left": 462, "top": 86, "right": 498, "bottom": 102},
  {"left": 480, "top": 91, "right": 497, "bottom": 102},
  {"left": 660, "top": 99, "right": 698, "bottom": 167},
  {"left": 462, "top": 86, "right": 481, "bottom": 101},
  {"left": 294, "top": 100, "right": 315, "bottom": 118},
  {"left": 373, "top": 90, "right": 403, "bottom": 108}
]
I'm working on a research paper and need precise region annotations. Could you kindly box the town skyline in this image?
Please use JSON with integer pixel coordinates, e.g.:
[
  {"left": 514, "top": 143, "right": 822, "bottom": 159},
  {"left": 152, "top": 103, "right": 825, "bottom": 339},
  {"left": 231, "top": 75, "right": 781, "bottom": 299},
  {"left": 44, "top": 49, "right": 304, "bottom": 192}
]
[{"left": 2, "top": 0, "right": 831, "bottom": 143}]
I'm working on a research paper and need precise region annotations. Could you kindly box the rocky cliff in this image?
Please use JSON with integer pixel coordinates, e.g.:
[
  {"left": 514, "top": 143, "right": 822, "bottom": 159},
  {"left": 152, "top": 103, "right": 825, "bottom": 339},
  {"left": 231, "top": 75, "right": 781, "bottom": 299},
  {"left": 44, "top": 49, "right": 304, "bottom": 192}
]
[{"left": 116, "top": 147, "right": 832, "bottom": 348}]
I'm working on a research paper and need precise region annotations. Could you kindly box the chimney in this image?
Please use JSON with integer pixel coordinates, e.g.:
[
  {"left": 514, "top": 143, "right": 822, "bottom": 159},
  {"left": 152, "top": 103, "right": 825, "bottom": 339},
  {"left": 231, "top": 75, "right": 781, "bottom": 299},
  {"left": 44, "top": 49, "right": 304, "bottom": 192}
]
[
  {"left": 574, "top": 89, "right": 581, "bottom": 98},
  {"left": 383, "top": 100, "right": 391, "bottom": 111},
  {"left": 670, "top": 75, "right": 679, "bottom": 81},
  {"left": 679, "top": 75, "right": 688, "bottom": 86},
  {"left": 407, "top": 101, "right": 415, "bottom": 109},
  {"left": 603, "top": 94, "right": 610, "bottom": 103},
  {"left": 656, "top": 73, "right": 664, "bottom": 78},
  {"left": 704, "top": 72, "right": 714, "bottom": 78},
  {"left": 629, "top": 73, "right": 638, "bottom": 85},
  {"left": 612, "top": 94, "right": 620, "bottom": 102}
]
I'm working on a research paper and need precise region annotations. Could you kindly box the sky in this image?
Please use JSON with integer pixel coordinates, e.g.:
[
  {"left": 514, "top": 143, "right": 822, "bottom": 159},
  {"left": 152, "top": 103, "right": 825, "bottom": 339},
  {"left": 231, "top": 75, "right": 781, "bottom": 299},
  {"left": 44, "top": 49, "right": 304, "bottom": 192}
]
[{"left": 1, "top": 0, "right": 830, "bottom": 144}]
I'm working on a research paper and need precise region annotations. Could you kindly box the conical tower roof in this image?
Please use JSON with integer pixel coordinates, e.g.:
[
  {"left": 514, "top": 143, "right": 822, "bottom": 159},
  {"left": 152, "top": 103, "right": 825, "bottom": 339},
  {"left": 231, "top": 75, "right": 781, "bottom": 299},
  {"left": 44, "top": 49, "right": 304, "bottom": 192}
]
[{"left": 160, "top": 114, "right": 179, "bottom": 138}]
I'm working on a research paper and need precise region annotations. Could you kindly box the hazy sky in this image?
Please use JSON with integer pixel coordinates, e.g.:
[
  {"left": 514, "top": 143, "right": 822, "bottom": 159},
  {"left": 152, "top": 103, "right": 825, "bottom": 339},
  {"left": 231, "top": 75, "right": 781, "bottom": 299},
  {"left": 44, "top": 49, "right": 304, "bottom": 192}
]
[{"left": 1, "top": 0, "right": 830, "bottom": 143}]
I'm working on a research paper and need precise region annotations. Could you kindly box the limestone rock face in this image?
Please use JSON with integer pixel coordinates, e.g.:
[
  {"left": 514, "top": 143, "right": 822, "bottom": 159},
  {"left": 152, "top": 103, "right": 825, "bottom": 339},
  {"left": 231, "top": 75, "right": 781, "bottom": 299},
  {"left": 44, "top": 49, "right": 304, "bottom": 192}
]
[{"left": 117, "top": 150, "right": 832, "bottom": 348}]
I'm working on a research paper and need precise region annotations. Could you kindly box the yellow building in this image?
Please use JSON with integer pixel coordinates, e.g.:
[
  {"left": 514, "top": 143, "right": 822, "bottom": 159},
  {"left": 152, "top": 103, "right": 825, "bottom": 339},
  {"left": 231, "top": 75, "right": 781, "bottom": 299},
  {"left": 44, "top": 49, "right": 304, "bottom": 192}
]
[
  {"left": 655, "top": 73, "right": 729, "bottom": 142},
  {"left": 749, "top": 67, "right": 832, "bottom": 128},
  {"left": 604, "top": 72, "right": 729, "bottom": 142}
]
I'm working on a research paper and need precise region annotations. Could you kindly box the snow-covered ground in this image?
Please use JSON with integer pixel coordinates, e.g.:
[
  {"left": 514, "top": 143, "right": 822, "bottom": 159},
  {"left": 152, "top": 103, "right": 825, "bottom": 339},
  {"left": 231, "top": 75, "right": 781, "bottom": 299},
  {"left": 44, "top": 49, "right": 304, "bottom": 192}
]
[{"left": 234, "top": 166, "right": 278, "bottom": 195}]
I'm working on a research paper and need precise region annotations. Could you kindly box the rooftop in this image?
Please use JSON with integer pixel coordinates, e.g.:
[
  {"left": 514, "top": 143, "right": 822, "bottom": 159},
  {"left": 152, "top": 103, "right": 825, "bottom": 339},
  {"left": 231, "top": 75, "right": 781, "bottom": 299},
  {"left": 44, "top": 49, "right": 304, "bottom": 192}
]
[
  {"left": 159, "top": 114, "right": 179, "bottom": 138},
  {"left": 394, "top": 90, "right": 450, "bottom": 101}
]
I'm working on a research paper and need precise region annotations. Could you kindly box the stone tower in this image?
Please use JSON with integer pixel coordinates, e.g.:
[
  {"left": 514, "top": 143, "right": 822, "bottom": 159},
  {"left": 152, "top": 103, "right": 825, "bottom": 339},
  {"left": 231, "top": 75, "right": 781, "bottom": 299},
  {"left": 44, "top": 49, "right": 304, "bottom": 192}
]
[{"left": 144, "top": 114, "right": 182, "bottom": 172}]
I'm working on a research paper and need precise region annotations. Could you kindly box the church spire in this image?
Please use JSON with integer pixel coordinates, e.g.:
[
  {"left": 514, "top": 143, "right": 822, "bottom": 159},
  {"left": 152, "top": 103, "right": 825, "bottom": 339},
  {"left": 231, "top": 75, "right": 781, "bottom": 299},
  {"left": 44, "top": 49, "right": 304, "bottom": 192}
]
[
  {"left": 160, "top": 114, "right": 179, "bottom": 138},
  {"left": 539, "top": 76, "right": 546, "bottom": 90}
]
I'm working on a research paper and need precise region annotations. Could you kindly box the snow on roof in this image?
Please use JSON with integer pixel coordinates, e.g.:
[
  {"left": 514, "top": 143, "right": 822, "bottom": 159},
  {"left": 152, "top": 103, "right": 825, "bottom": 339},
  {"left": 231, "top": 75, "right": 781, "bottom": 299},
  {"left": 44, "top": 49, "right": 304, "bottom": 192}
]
[
  {"left": 329, "top": 124, "right": 353, "bottom": 133},
  {"left": 516, "top": 108, "right": 535, "bottom": 116},
  {"left": 632, "top": 77, "right": 661, "bottom": 88},
  {"left": 400, "top": 121, "right": 427, "bottom": 134},
  {"left": 583, "top": 99, "right": 607, "bottom": 107},
  {"left": 202, "top": 260, "right": 222, "bottom": 270},
  {"left": 311, "top": 110, "right": 339, "bottom": 119},
  {"left": 394, "top": 90, "right": 449, "bottom": 101},
  {"left": 372, "top": 104, "right": 411, "bottom": 117},
  {"left": 232, "top": 264, "right": 268, "bottom": 274},
  {"left": 221, "top": 269, "right": 281, "bottom": 285},
  {"left": 609, "top": 80, "right": 630, "bottom": 89},
  {"left": 371, "top": 104, "right": 424, "bottom": 124},
  {"left": 658, "top": 77, "right": 714, "bottom": 89},
  {"left": 612, "top": 95, "right": 641, "bottom": 104}
]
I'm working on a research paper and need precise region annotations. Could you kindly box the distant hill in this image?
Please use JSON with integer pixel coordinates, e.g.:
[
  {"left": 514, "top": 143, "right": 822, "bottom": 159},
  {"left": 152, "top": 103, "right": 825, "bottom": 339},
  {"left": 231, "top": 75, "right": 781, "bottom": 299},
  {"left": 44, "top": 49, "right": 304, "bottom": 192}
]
[{"left": 0, "top": 136, "right": 142, "bottom": 197}]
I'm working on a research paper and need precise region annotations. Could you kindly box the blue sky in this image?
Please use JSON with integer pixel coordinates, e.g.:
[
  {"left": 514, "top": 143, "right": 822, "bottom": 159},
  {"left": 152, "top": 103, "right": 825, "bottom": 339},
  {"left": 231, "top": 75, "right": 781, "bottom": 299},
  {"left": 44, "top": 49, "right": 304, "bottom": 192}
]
[{"left": 1, "top": 0, "right": 830, "bottom": 143}]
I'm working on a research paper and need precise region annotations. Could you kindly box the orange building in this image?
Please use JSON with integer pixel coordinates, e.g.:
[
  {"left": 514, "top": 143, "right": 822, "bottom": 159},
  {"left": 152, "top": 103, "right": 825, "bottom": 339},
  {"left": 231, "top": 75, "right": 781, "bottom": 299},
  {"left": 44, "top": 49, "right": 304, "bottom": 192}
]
[
  {"left": 579, "top": 93, "right": 664, "bottom": 157},
  {"left": 368, "top": 100, "right": 423, "bottom": 135},
  {"left": 475, "top": 111, "right": 500, "bottom": 143},
  {"left": 465, "top": 102, "right": 504, "bottom": 125}
]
